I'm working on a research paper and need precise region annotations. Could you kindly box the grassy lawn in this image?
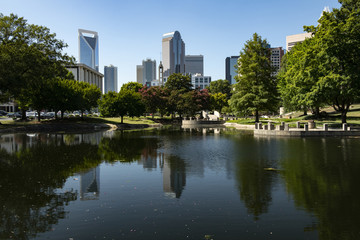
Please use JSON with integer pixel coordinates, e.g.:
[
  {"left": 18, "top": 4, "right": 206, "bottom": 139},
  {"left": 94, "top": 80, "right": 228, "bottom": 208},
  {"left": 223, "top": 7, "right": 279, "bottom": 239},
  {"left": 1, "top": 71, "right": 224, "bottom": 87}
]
[
  {"left": 0, "top": 116, "right": 156, "bottom": 127},
  {"left": 227, "top": 103, "right": 360, "bottom": 127}
]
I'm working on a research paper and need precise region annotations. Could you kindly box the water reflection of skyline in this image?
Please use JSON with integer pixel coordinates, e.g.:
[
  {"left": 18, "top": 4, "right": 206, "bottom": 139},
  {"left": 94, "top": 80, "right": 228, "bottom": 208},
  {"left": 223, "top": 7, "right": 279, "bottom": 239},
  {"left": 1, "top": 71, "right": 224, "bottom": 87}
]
[
  {"left": 2, "top": 130, "right": 360, "bottom": 239},
  {"left": 80, "top": 166, "right": 100, "bottom": 200}
]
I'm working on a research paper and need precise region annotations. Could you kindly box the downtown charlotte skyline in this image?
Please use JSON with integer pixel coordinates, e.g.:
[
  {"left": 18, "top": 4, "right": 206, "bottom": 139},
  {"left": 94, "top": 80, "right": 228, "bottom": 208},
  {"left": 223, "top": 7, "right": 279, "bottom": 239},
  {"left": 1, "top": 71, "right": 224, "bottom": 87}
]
[{"left": 2, "top": 0, "right": 340, "bottom": 89}]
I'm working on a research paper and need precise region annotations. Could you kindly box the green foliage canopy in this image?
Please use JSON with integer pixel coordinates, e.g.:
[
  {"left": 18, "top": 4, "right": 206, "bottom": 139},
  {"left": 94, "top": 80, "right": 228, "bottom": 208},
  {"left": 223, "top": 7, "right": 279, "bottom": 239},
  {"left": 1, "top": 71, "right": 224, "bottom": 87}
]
[{"left": 230, "top": 33, "right": 279, "bottom": 121}]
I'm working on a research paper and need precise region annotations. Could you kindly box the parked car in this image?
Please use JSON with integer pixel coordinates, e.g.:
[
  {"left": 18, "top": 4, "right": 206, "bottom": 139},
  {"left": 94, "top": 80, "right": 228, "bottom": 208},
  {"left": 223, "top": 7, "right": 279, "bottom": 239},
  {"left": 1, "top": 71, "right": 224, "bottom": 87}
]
[
  {"left": 26, "top": 111, "right": 38, "bottom": 118},
  {"left": 43, "top": 112, "right": 55, "bottom": 119},
  {"left": 7, "top": 112, "right": 22, "bottom": 118},
  {"left": 0, "top": 110, "right": 8, "bottom": 116}
]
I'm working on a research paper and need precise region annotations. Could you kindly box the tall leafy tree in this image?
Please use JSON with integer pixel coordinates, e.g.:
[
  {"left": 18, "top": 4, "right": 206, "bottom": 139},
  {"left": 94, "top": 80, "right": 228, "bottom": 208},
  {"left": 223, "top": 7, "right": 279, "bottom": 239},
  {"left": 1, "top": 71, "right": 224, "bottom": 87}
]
[
  {"left": 308, "top": 0, "right": 360, "bottom": 123},
  {"left": 277, "top": 37, "right": 324, "bottom": 116},
  {"left": 230, "top": 33, "right": 279, "bottom": 122},
  {"left": 0, "top": 13, "right": 74, "bottom": 117},
  {"left": 164, "top": 73, "right": 193, "bottom": 118},
  {"left": 279, "top": 1, "right": 360, "bottom": 123},
  {"left": 76, "top": 82, "right": 101, "bottom": 118},
  {"left": 98, "top": 91, "right": 119, "bottom": 118}
]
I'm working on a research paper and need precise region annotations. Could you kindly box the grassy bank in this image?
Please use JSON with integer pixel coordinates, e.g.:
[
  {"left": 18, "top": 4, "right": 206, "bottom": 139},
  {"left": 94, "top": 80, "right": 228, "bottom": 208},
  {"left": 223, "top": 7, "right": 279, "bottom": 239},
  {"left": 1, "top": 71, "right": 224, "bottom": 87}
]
[{"left": 227, "top": 104, "right": 360, "bottom": 128}]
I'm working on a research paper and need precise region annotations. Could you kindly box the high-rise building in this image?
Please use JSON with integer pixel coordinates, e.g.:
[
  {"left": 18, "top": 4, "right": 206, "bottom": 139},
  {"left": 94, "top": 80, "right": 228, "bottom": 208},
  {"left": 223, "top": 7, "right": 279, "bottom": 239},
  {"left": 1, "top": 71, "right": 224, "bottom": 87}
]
[
  {"left": 104, "top": 65, "right": 118, "bottom": 93},
  {"left": 225, "top": 56, "right": 239, "bottom": 85},
  {"left": 136, "top": 65, "right": 144, "bottom": 85},
  {"left": 162, "top": 31, "right": 185, "bottom": 77},
  {"left": 142, "top": 59, "right": 156, "bottom": 86},
  {"left": 270, "top": 47, "right": 284, "bottom": 74},
  {"left": 185, "top": 55, "right": 203, "bottom": 75},
  {"left": 286, "top": 32, "right": 312, "bottom": 52},
  {"left": 78, "top": 29, "right": 99, "bottom": 71}
]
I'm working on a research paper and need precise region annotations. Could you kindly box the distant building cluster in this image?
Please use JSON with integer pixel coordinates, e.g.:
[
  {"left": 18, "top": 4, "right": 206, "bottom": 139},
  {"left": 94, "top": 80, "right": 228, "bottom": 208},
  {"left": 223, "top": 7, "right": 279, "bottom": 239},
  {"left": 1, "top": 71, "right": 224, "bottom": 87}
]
[{"left": 136, "top": 30, "right": 210, "bottom": 89}]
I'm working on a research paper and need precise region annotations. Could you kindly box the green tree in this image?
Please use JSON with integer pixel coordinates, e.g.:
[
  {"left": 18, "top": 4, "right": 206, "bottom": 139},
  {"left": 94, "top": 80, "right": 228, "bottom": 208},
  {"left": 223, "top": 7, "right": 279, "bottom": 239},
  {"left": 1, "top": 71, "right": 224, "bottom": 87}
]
[
  {"left": 98, "top": 91, "right": 119, "bottom": 118},
  {"left": 308, "top": 1, "right": 360, "bottom": 123},
  {"left": 277, "top": 37, "right": 324, "bottom": 116},
  {"left": 210, "top": 92, "right": 228, "bottom": 113},
  {"left": 230, "top": 33, "right": 279, "bottom": 122},
  {"left": 207, "top": 79, "right": 232, "bottom": 99},
  {"left": 164, "top": 73, "right": 193, "bottom": 91},
  {"left": 164, "top": 73, "right": 193, "bottom": 118},
  {"left": 0, "top": 14, "right": 74, "bottom": 119},
  {"left": 76, "top": 82, "right": 101, "bottom": 118},
  {"left": 120, "top": 82, "right": 143, "bottom": 92},
  {"left": 121, "top": 89, "right": 145, "bottom": 120}
]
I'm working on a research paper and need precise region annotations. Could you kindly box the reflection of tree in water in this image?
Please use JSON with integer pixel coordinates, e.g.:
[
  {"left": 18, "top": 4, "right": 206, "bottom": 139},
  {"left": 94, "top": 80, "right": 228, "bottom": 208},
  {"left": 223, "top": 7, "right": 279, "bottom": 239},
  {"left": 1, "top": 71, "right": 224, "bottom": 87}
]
[
  {"left": 233, "top": 136, "right": 278, "bottom": 220},
  {"left": 279, "top": 138, "right": 360, "bottom": 240},
  {"left": 235, "top": 158, "right": 274, "bottom": 220},
  {"left": 0, "top": 134, "right": 101, "bottom": 239},
  {"left": 98, "top": 130, "right": 159, "bottom": 163}
]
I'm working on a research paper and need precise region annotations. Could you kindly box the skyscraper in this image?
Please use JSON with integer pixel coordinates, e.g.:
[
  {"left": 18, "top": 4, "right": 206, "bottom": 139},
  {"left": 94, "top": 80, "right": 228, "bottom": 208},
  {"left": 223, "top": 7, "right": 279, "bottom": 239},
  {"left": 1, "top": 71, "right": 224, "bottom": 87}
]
[
  {"left": 162, "top": 31, "right": 185, "bottom": 77},
  {"left": 78, "top": 29, "right": 99, "bottom": 71},
  {"left": 104, "top": 65, "right": 118, "bottom": 93},
  {"left": 136, "top": 65, "right": 144, "bottom": 84},
  {"left": 142, "top": 59, "right": 156, "bottom": 86},
  {"left": 225, "top": 56, "right": 239, "bottom": 85},
  {"left": 185, "top": 55, "right": 203, "bottom": 75}
]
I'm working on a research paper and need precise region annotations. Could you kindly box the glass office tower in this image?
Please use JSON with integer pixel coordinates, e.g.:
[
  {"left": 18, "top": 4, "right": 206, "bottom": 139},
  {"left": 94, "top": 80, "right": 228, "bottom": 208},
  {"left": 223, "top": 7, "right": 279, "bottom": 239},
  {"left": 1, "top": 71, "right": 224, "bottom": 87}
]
[
  {"left": 79, "top": 29, "right": 99, "bottom": 71},
  {"left": 142, "top": 59, "right": 156, "bottom": 86},
  {"left": 104, "top": 65, "right": 118, "bottom": 93},
  {"left": 185, "top": 55, "right": 203, "bottom": 75},
  {"left": 162, "top": 31, "right": 185, "bottom": 77},
  {"left": 225, "top": 56, "right": 239, "bottom": 85}
]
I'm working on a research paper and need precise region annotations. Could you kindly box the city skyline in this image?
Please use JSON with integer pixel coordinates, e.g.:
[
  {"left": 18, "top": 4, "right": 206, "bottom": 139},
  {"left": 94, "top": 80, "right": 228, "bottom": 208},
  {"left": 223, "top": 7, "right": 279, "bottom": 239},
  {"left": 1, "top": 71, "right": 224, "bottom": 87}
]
[{"left": 2, "top": 0, "right": 341, "bottom": 89}]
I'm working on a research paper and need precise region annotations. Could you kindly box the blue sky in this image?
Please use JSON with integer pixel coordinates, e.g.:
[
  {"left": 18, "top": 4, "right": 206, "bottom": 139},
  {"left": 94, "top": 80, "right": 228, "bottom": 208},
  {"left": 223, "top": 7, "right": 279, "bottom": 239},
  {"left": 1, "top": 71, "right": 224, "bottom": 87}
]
[{"left": 2, "top": 0, "right": 340, "bottom": 89}]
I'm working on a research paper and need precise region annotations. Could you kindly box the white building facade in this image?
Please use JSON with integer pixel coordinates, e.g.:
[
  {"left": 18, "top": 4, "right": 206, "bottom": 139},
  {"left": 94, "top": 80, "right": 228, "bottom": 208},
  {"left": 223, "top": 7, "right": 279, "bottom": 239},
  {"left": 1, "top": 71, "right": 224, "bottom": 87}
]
[
  {"left": 191, "top": 74, "right": 211, "bottom": 90},
  {"left": 66, "top": 63, "right": 103, "bottom": 93},
  {"left": 286, "top": 32, "right": 312, "bottom": 52}
]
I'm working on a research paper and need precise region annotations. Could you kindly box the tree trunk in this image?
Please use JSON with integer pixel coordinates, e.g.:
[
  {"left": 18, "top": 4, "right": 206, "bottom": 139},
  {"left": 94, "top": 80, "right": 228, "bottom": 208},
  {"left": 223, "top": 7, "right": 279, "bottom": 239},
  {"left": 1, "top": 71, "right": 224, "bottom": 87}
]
[
  {"left": 341, "top": 111, "right": 347, "bottom": 123},
  {"left": 37, "top": 110, "right": 41, "bottom": 122},
  {"left": 55, "top": 110, "right": 58, "bottom": 120},
  {"left": 121, "top": 115, "right": 123, "bottom": 124},
  {"left": 21, "top": 109, "right": 26, "bottom": 120},
  {"left": 61, "top": 110, "right": 64, "bottom": 119},
  {"left": 81, "top": 110, "right": 84, "bottom": 120},
  {"left": 303, "top": 108, "right": 308, "bottom": 116},
  {"left": 152, "top": 112, "right": 154, "bottom": 119},
  {"left": 255, "top": 110, "right": 259, "bottom": 123}
]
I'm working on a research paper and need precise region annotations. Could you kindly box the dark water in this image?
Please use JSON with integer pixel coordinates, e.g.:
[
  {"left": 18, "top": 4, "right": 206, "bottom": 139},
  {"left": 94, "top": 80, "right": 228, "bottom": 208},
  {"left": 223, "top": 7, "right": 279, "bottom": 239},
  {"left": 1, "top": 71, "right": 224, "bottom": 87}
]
[{"left": 0, "top": 127, "right": 359, "bottom": 240}]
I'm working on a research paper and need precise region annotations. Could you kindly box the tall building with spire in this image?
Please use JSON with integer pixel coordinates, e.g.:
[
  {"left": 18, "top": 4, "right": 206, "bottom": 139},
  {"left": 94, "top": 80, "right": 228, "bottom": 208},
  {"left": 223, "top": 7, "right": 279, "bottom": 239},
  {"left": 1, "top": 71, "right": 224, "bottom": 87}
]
[
  {"left": 162, "top": 31, "right": 185, "bottom": 77},
  {"left": 78, "top": 29, "right": 99, "bottom": 71}
]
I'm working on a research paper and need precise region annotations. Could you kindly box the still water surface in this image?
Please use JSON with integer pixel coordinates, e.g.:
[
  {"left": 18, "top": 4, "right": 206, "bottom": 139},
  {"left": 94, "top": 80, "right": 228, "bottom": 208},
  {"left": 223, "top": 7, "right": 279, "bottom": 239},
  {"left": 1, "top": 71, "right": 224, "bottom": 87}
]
[{"left": 0, "top": 127, "right": 359, "bottom": 240}]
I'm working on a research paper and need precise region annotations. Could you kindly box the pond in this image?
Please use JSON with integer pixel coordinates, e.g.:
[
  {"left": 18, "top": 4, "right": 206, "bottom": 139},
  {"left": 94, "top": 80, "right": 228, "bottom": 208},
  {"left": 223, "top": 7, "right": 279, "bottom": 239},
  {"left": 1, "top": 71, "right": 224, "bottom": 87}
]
[{"left": 0, "top": 127, "right": 359, "bottom": 240}]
